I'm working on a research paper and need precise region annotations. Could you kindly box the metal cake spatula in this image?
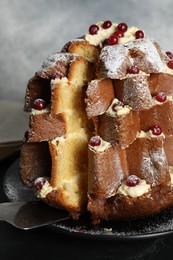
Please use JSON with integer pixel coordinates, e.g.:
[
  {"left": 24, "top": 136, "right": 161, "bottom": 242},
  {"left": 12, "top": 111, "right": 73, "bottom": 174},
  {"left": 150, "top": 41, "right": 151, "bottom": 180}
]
[{"left": 0, "top": 201, "right": 70, "bottom": 230}]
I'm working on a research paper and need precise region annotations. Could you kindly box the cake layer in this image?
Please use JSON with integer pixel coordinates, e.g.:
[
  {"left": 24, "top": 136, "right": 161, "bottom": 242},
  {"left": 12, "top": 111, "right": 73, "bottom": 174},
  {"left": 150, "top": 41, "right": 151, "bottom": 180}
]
[
  {"left": 24, "top": 75, "right": 51, "bottom": 111},
  {"left": 26, "top": 111, "right": 66, "bottom": 142},
  {"left": 88, "top": 142, "right": 127, "bottom": 199},
  {"left": 46, "top": 131, "right": 89, "bottom": 212},
  {"left": 114, "top": 74, "right": 153, "bottom": 110},
  {"left": 96, "top": 37, "right": 167, "bottom": 79},
  {"left": 86, "top": 78, "right": 115, "bottom": 118},
  {"left": 164, "top": 135, "right": 173, "bottom": 165},
  {"left": 20, "top": 142, "right": 51, "bottom": 187},
  {"left": 148, "top": 73, "right": 173, "bottom": 96},
  {"left": 62, "top": 39, "right": 100, "bottom": 63},
  {"left": 126, "top": 135, "right": 169, "bottom": 185},
  {"left": 24, "top": 53, "right": 95, "bottom": 112},
  {"left": 139, "top": 98, "right": 173, "bottom": 135},
  {"left": 88, "top": 184, "right": 173, "bottom": 223},
  {"left": 98, "top": 101, "right": 140, "bottom": 148}
]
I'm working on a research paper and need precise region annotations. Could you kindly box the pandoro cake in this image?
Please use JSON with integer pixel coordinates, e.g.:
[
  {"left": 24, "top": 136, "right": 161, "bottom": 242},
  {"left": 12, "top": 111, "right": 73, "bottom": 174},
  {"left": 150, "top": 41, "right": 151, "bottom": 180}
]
[{"left": 20, "top": 20, "right": 173, "bottom": 223}]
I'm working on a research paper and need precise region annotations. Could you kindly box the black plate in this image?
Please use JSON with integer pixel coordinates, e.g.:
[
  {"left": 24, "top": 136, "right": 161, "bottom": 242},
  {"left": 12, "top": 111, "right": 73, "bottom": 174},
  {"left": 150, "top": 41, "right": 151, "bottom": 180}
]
[{"left": 3, "top": 158, "right": 173, "bottom": 240}]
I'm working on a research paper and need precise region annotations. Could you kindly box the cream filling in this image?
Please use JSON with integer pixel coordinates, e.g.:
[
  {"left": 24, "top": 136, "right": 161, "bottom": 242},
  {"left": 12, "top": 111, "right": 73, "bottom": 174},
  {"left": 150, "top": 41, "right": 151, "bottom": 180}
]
[
  {"left": 119, "top": 26, "right": 139, "bottom": 44},
  {"left": 31, "top": 106, "right": 50, "bottom": 115},
  {"left": 89, "top": 137, "right": 111, "bottom": 152},
  {"left": 36, "top": 180, "right": 54, "bottom": 199},
  {"left": 117, "top": 179, "right": 150, "bottom": 198},
  {"left": 122, "top": 70, "right": 149, "bottom": 79},
  {"left": 164, "top": 63, "right": 173, "bottom": 75},
  {"left": 153, "top": 95, "right": 172, "bottom": 105},
  {"left": 137, "top": 130, "right": 165, "bottom": 139},
  {"left": 85, "top": 21, "right": 139, "bottom": 47},
  {"left": 106, "top": 98, "right": 131, "bottom": 117}
]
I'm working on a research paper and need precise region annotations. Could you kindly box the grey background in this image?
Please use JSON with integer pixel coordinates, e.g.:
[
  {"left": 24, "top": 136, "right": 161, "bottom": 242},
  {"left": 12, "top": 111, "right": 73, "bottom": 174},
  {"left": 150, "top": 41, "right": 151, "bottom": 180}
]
[{"left": 0, "top": 0, "right": 173, "bottom": 102}]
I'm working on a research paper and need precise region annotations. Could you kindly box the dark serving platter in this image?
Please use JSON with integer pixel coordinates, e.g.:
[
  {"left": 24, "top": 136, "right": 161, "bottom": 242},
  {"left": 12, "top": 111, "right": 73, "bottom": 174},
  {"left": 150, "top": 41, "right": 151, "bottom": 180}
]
[{"left": 3, "top": 157, "right": 173, "bottom": 240}]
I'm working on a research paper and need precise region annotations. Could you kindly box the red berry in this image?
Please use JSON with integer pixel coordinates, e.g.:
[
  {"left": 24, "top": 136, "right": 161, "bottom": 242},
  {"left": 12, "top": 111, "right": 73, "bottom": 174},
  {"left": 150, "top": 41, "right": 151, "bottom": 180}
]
[
  {"left": 112, "top": 101, "right": 124, "bottom": 111},
  {"left": 167, "top": 60, "right": 173, "bottom": 70},
  {"left": 33, "top": 99, "right": 47, "bottom": 110},
  {"left": 89, "top": 24, "right": 99, "bottom": 35},
  {"left": 127, "top": 65, "right": 139, "bottom": 74},
  {"left": 155, "top": 92, "right": 167, "bottom": 103},
  {"left": 114, "top": 30, "right": 124, "bottom": 38},
  {"left": 166, "top": 51, "right": 173, "bottom": 59},
  {"left": 102, "top": 20, "right": 112, "bottom": 29},
  {"left": 117, "top": 23, "right": 128, "bottom": 32},
  {"left": 34, "top": 177, "right": 46, "bottom": 190},
  {"left": 108, "top": 34, "right": 118, "bottom": 45},
  {"left": 89, "top": 136, "right": 101, "bottom": 146},
  {"left": 135, "top": 30, "right": 144, "bottom": 39},
  {"left": 126, "top": 175, "right": 140, "bottom": 187},
  {"left": 150, "top": 125, "right": 162, "bottom": 136}
]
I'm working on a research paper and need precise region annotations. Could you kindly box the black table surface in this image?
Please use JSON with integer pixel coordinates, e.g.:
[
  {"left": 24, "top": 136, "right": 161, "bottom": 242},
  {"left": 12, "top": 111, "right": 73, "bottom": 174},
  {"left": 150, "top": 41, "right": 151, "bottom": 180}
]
[{"left": 1, "top": 152, "right": 173, "bottom": 260}]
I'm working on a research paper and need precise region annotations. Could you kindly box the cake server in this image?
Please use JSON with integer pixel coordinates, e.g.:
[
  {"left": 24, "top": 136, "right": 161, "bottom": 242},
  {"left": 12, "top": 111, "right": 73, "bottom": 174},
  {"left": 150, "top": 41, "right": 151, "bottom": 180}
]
[{"left": 0, "top": 201, "right": 70, "bottom": 230}]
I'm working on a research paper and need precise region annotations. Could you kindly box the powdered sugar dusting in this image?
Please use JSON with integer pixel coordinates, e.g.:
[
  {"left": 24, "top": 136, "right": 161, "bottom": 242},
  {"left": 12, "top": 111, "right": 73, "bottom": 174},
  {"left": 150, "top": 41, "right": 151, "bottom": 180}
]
[
  {"left": 98, "top": 45, "right": 130, "bottom": 79},
  {"left": 98, "top": 37, "right": 167, "bottom": 79},
  {"left": 127, "top": 37, "right": 165, "bottom": 73},
  {"left": 37, "top": 52, "right": 78, "bottom": 79},
  {"left": 123, "top": 74, "right": 153, "bottom": 110},
  {"left": 140, "top": 144, "right": 168, "bottom": 185}
]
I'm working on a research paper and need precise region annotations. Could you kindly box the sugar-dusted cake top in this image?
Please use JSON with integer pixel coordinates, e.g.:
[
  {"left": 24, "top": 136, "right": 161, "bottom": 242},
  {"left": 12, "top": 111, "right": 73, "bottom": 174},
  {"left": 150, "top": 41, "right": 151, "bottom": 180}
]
[{"left": 83, "top": 20, "right": 173, "bottom": 79}]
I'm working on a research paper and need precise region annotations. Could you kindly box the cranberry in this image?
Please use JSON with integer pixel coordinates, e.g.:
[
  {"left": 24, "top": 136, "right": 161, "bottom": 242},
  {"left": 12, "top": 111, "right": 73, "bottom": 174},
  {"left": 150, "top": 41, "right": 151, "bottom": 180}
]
[
  {"left": 89, "top": 136, "right": 101, "bottom": 146},
  {"left": 135, "top": 30, "right": 144, "bottom": 39},
  {"left": 33, "top": 99, "right": 47, "bottom": 110},
  {"left": 127, "top": 65, "right": 139, "bottom": 74},
  {"left": 117, "top": 23, "right": 128, "bottom": 33},
  {"left": 167, "top": 60, "right": 173, "bottom": 70},
  {"left": 114, "top": 30, "right": 124, "bottom": 38},
  {"left": 102, "top": 20, "right": 112, "bottom": 29},
  {"left": 112, "top": 100, "right": 124, "bottom": 111},
  {"left": 126, "top": 175, "right": 140, "bottom": 187},
  {"left": 108, "top": 34, "right": 118, "bottom": 45},
  {"left": 34, "top": 177, "right": 46, "bottom": 190},
  {"left": 150, "top": 125, "right": 162, "bottom": 136},
  {"left": 166, "top": 51, "right": 173, "bottom": 59},
  {"left": 155, "top": 92, "right": 167, "bottom": 103},
  {"left": 89, "top": 24, "right": 99, "bottom": 35}
]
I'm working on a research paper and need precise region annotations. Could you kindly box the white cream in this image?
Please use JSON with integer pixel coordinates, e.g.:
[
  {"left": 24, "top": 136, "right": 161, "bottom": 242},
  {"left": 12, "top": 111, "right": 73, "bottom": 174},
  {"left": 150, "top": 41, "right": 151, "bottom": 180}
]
[
  {"left": 119, "top": 26, "right": 139, "bottom": 44},
  {"left": 85, "top": 21, "right": 139, "bottom": 47},
  {"left": 153, "top": 95, "right": 172, "bottom": 105},
  {"left": 37, "top": 180, "right": 54, "bottom": 199},
  {"left": 31, "top": 106, "right": 50, "bottom": 115},
  {"left": 117, "top": 179, "right": 150, "bottom": 198},
  {"left": 164, "top": 63, "right": 173, "bottom": 75},
  {"left": 106, "top": 98, "right": 131, "bottom": 117},
  {"left": 89, "top": 137, "right": 111, "bottom": 152},
  {"left": 122, "top": 70, "right": 148, "bottom": 79},
  {"left": 85, "top": 22, "right": 117, "bottom": 46},
  {"left": 138, "top": 130, "right": 165, "bottom": 139}
]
